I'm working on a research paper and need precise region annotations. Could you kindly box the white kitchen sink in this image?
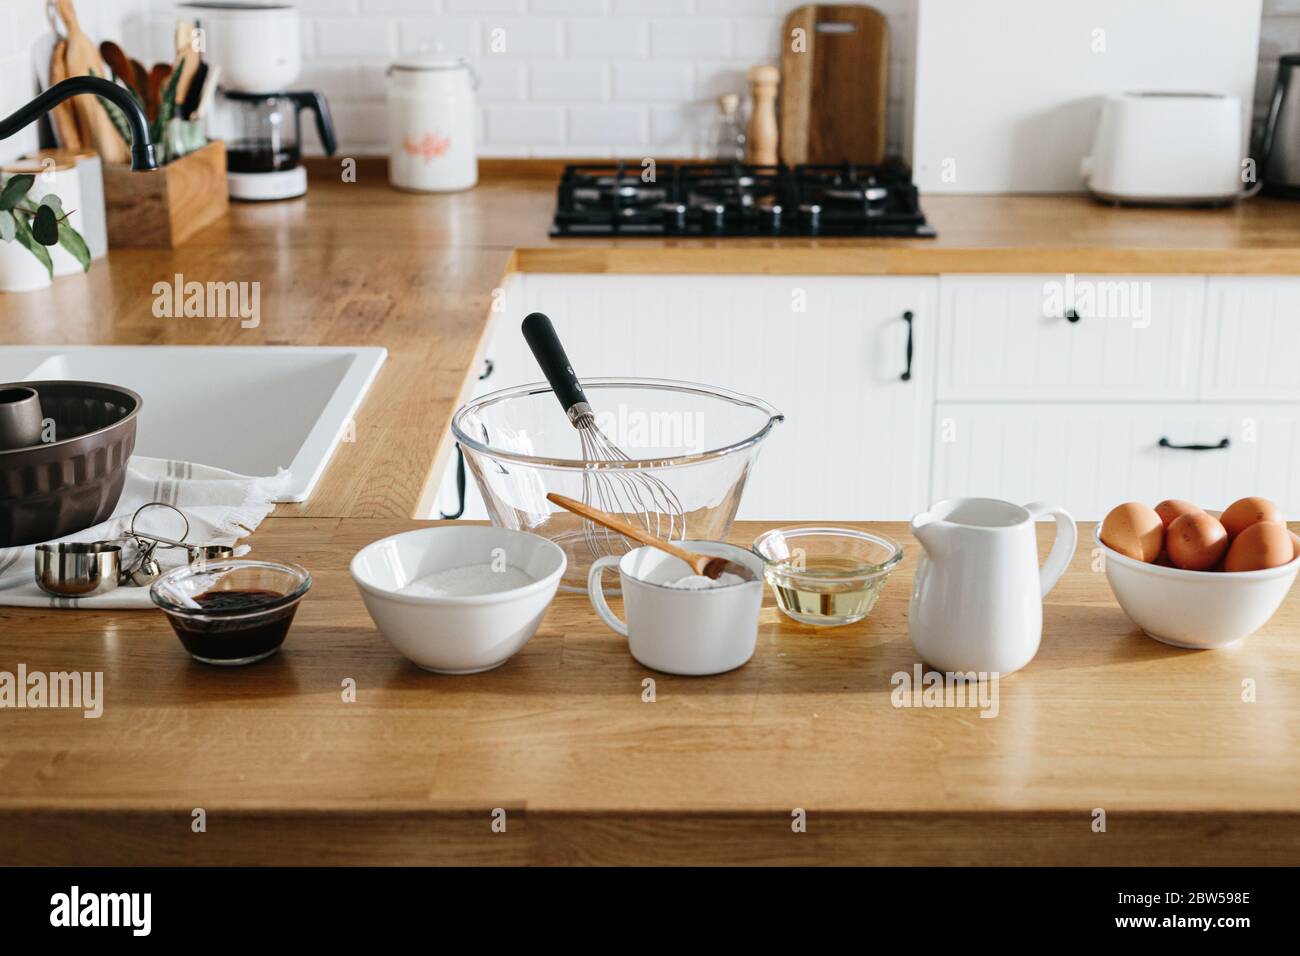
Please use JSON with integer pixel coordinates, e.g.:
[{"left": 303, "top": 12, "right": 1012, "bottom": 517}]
[{"left": 0, "top": 345, "right": 386, "bottom": 502}]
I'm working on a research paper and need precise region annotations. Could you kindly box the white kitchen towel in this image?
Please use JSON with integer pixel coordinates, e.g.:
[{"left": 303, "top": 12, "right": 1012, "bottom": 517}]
[{"left": 0, "top": 457, "right": 290, "bottom": 609}]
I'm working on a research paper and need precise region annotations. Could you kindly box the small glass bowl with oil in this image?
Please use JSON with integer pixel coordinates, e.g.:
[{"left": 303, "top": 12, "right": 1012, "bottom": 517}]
[{"left": 752, "top": 527, "right": 903, "bottom": 627}]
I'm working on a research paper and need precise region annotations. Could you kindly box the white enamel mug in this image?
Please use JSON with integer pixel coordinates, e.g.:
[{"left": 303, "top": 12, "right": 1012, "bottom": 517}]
[{"left": 588, "top": 541, "right": 765, "bottom": 676}]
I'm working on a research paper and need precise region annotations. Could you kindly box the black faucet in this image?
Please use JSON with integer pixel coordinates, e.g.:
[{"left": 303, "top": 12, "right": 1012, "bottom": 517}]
[{"left": 0, "top": 76, "right": 158, "bottom": 171}]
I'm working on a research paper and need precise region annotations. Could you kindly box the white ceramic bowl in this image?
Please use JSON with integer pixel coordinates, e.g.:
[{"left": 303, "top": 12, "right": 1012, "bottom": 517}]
[
  {"left": 1094, "top": 524, "right": 1299, "bottom": 649},
  {"left": 350, "top": 526, "right": 565, "bottom": 673}
]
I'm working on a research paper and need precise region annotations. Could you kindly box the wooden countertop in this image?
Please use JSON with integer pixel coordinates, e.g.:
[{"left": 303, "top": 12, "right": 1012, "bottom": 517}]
[
  {"left": 3, "top": 163, "right": 1300, "bottom": 865},
  {"left": 3, "top": 163, "right": 1300, "bottom": 523},
  {"left": 3, "top": 519, "right": 1297, "bottom": 866}
]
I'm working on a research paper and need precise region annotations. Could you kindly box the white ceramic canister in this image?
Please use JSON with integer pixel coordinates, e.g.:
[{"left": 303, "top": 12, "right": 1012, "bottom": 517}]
[{"left": 387, "top": 51, "right": 478, "bottom": 192}]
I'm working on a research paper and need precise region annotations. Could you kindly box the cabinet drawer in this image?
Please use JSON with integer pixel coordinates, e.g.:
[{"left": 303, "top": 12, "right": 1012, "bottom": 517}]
[
  {"left": 931, "top": 402, "right": 1300, "bottom": 520},
  {"left": 937, "top": 275, "right": 1204, "bottom": 401},
  {"left": 1203, "top": 277, "right": 1300, "bottom": 401}
]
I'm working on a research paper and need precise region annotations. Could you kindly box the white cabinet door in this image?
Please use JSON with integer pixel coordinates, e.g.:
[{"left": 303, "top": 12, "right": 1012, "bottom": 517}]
[
  {"left": 1203, "top": 277, "right": 1300, "bottom": 401},
  {"left": 931, "top": 402, "right": 1300, "bottom": 519},
  {"left": 937, "top": 275, "right": 1204, "bottom": 401},
  {"left": 454, "top": 274, "right": 938, "bottom": 521}
]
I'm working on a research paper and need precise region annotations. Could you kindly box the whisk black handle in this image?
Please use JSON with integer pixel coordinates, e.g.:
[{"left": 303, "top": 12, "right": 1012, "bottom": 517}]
[{"left": 522, "top": 312, "right": 590, "bottom": 415}]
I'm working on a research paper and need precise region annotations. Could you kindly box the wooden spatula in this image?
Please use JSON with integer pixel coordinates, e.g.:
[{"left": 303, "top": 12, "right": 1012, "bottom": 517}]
[
  {"left": 47, "top": 39, "right": 83, "bottom": 150},
  {"left": 173, "top": 21, "right": 201, "bottom": 109},
  {"left": 547, "top": 493, "right": 748, "bottom": 581},
  {"left": 52, "top": 0, "right": 129, "bottom": 164}
]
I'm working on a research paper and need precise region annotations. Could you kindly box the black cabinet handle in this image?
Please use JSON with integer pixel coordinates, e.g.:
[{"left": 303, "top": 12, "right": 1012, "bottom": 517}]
[
  {"left": 439, "top": 443, "right": 468, "bottom": 519},
  {"left": 900, "top": 310, "right": 914, "bottom": 381},
  {"left": 1158, "top": 437, "right": 1230, "bottom": 451},
  {"left": 440, "top": 359, "right": 493, "bottom": 519},
  {"left": 1065, "top": 308, "right": 1081, "bottom": 323}
]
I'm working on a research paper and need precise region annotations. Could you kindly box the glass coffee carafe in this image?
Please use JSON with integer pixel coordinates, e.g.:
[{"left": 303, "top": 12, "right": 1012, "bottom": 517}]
[{"left": 214, "top": 90, "right": 337, "bottom": 200}]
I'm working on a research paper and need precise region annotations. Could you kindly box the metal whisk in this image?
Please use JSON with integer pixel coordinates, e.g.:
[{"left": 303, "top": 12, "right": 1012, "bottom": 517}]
[{"left": 523, "top": 312, "right": 686, "bottom": 557}]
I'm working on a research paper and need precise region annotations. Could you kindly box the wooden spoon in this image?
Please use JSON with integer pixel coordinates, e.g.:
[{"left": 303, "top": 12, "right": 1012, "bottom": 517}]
[
  {"left": 99, "top": 41, "right": 133, "bottom": 91},
  {"left": 546, "top": 493, "right": 748, "bottom": 581},
  {"left": 148, "top": 63, "right": 171, "bottom": 122}
]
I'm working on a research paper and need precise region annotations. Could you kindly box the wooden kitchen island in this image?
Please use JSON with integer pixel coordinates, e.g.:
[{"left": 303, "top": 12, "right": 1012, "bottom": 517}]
[{"left": 1, "top": 164, "right": 1299, "bottom": 865}]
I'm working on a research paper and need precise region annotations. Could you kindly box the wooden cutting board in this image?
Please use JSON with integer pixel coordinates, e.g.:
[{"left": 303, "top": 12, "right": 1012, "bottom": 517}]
[{"left": 779, "top": 3, "right": 889, "bottom": 165}]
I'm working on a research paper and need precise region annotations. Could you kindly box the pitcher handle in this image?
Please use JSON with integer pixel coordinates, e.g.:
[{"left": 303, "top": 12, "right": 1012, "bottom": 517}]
[
  {"left": 587, "top": 556, "right": 628, "bottom": 637},
  {"left": 1024, "top": 501, "right": 1077, "bottom": 598}
]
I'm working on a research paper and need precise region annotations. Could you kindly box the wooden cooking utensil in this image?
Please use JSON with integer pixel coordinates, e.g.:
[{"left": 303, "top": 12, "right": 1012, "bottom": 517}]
[
  {"left": 148, "top": 63, "right": 171, "bottom": 122},
  {"left": 52, "top": 0, "right": 129, "bottom": 163},
  {"left": 99, "top": 41, "right": 134, "bottom": 93},
  {"left": 173, "top": 21, "right": 201, "bottom": 108},
  {"left": 779, "top": 2, "right": 889, "bottom": 165},
  {"left": 47, "top": 39, "right": 83, "bottom": 150},
  {"left": 547, "top": 493, "right": 746, "bottom": 581}
]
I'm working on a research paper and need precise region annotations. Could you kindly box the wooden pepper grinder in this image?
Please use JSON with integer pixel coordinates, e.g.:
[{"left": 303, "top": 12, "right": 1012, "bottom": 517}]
[{"left": 746, "top": 65, "right": 780, "bottom": 166}]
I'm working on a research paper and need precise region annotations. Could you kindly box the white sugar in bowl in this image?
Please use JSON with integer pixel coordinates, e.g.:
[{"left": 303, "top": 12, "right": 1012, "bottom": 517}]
[{"left": 386, "top": 51, "right": 478, "bottom": 193}]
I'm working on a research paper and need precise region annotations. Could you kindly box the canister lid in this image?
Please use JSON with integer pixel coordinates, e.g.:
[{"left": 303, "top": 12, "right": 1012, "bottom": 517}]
[{"left": 390, "top": 47, "right": 471, "bottom": 72}]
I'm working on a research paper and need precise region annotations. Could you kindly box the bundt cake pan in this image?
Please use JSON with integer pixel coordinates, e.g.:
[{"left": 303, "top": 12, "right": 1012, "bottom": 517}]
[{"left": 0, "top": 381, "right": 141, "bottom": 549}]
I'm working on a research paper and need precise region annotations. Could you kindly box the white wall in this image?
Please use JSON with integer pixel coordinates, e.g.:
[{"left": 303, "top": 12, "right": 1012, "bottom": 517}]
[{"left": 3, "top": 0, "right": 1296, "bottom": 164}]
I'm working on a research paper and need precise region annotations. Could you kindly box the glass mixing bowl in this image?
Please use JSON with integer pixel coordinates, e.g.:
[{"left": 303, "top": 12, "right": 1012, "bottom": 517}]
[{"left": 451, "top": 378, "right": 783, "bottom": 591}]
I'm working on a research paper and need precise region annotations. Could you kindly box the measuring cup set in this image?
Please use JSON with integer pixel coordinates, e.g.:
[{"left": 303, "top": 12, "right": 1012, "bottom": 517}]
[{"left": 33, "top": 502, "right": 235, "bottom": 599}]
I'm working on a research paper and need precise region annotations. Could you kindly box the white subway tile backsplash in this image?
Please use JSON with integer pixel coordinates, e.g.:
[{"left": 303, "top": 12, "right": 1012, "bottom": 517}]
[
  {"left": 531, "top": 0, "right": 609, "bottom": 13},
  {"left": 476, "top": 60, "right": 529, "bottom": 100},
  {"left": 479, "top": 18, "right": 564, "bottom": 57},
  {"left": 316, "top": 17, "right": 395, "bottom": 57},
  {"left": 530, "top": 62, "right": 609, "bottom": 100},
  {"left": 398, "top": 17, "right": 479, "bottom": 57},
  {"left": 568, "top": 105, "right": 647, "bottom": 144},
  {"left": 649, "top": 102, "right": 712, "bottom": 155},
  {"left": 448, "top": 0, "right": 524, "bottom": 13},
  {"left": 698, "top": 0, "right": 778, "bottom": 15},
  {"left": 8, "top": 0, "right": 1286, "bottom": 160},
  {"left": 485, "top": 105, "right": 567, "bottom": 144},
  {"left": 732, "top": 18, "right": 779, "bottom": 59},
  {"left": 614, "top": 0, "right": 690, "bottom": 13},
  {"left": 566, "top": 17, "right": 649, "bottom": 58},
  {"left": 650, "top": 19, "right": 733, "bottom": 59},
  {"left": 360, "top": 0, "right": 445, "bottom": 13},
  {"left": 693, "top": 61, "right": 753, "bottom": 100},
  {"left": 612, "top": 61, "right": 694, "bottom": 101}
]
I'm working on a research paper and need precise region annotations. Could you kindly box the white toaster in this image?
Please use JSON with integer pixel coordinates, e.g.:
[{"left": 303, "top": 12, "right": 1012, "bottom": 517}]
[{"left": 1081, "top": 92, "right": 1245, "bottom": 204}]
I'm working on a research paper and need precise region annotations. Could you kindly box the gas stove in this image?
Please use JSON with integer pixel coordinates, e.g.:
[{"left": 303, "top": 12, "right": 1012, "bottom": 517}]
[{"left": 550, "top": 161, "right": 935, "bottom": 238}]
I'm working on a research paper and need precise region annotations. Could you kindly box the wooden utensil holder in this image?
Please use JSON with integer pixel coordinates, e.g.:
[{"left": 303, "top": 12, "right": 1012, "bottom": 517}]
[{"left": 103, "top": 140, "right": 228, "bottom": 248}]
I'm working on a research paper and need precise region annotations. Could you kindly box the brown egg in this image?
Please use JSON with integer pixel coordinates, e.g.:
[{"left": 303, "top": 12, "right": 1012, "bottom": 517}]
[
  {"left": 1224, "top": 521, "right": 1295, "bottom": 572},
  {"left": 1100, "top": 502, "right": 1163, "bottom": 562},
  {"left": 1165, "top": 512, "right": 1229, "bottom": 571},
  {"left": 1154, "top": 499, "right": 1200, "bottom": 529},
  {"left": 1220, "top": 496, "right": 1283, "bottom": 540}
]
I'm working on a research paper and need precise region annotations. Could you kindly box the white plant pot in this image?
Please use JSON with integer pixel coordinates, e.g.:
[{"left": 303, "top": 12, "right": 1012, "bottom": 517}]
[{"left": 0, "top": 239, "right": 52, "bottom": 293}]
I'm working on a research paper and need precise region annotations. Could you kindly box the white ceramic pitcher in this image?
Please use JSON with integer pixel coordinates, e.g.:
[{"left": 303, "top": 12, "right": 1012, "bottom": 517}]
[{"left": 909, "top": 498, "right": 1076, "bottom": 676}]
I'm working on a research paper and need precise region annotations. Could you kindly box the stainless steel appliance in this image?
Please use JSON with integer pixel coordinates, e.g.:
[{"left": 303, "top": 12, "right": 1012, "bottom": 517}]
[{"left": 1258, "top": 53, "right": 1300, "bottom": 198}]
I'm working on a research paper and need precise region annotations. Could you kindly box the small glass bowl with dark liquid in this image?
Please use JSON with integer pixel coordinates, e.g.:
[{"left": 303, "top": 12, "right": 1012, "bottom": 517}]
[{"left": 150, "top": 560, "right": 312, "bottom": 666}]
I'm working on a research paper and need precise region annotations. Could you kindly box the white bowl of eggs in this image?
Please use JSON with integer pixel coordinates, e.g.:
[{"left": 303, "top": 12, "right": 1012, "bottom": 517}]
[{"left": 1096, "top": 497, "right": 1300, "bottom": 649}]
